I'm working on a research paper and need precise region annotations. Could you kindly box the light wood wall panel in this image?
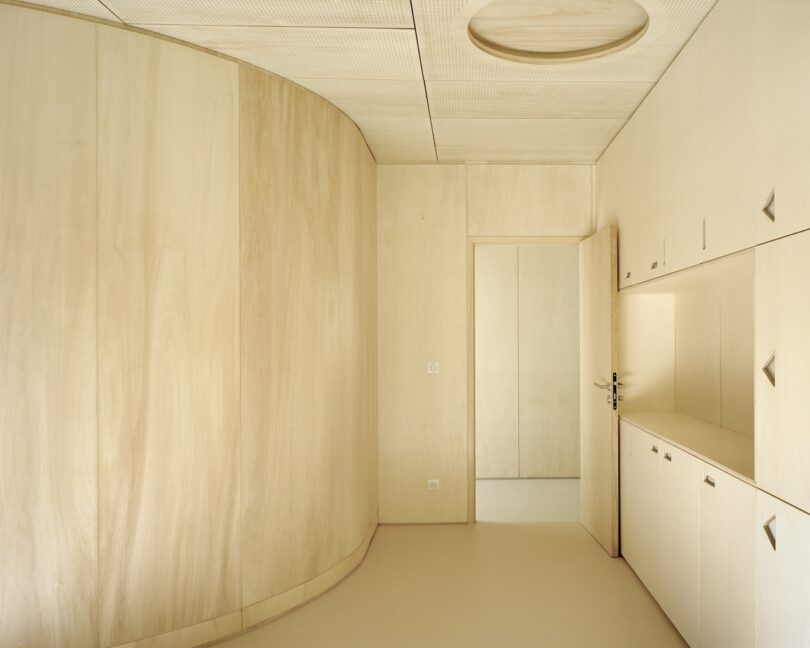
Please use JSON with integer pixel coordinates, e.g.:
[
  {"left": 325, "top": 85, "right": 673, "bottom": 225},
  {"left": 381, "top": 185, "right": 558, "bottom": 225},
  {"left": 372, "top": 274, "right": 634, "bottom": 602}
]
[
  {"left": 240, "top": 65, "right": 378, "bottom": 608},
  {"left": 378, "top": 165, "right": 468, "bottom": 523},
  {"left": 467, "top": 165, "right": 592, "bottom": 237},
  {"left": 474, "top": 245, "right": 519, "bottom": 479},
  {"left": 720, "top": 281, "right": 754, "bottom": 437},
  {"left": 518, "top": 245, "right": 580, "bottom": 478},
  {"left": 97, "top": 27, "right": 241, "bottom": 647},
  {"left": 675, "top": 289, "right": 722, "bottom": 426},
  {"left": 618, "top": 294, "right": 675, "bottom": 412},
  {"left": 0, "top": 7, "right": 98, "bottom": 648}
]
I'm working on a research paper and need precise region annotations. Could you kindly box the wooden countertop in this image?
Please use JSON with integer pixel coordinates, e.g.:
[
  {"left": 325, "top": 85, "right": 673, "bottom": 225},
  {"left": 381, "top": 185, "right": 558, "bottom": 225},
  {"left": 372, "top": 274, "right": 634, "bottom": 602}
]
[{"left": 621, "top": 411, "right": 755, "bottom": 484}]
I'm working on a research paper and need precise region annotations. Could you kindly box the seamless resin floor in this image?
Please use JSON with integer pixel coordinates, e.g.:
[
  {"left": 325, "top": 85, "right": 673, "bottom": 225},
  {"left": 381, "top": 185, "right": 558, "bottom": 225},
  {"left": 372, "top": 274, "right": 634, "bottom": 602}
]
[{"left": 219, "top": 523, "right": 685, "bottom": 648}]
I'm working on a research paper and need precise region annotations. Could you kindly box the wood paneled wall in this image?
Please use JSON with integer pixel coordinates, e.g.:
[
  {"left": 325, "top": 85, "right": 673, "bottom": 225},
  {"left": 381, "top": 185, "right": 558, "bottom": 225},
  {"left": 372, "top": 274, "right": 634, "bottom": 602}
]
[
  {"left": 0, "top": 5, "right": 377, "bottom": 648},
  {"left": 97, "top": 27, "right": 241, "bottom": 647},
  {"left": 474, "top": 244, "right": 580, "bottom": 480},
  {"left": 0, "top": 7, "right": 98, "bottom": 648},
  {"left": 377, "top": 165, "right": 469, "bottom": 524},
  {"left": 240, "top": 65, "right": 378, "bottom": 611},
  {"left": 377, "top": 166, "right": 593, "bottom": 523}
]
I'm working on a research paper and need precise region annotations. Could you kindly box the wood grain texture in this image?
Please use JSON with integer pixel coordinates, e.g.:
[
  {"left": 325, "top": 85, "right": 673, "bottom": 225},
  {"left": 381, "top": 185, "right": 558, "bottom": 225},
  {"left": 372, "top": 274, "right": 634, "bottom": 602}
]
[
  {"left": 751, "top": 0, "right": 810, "bottom": 245},
  {"left": 699, "top": 462, "right": 756, "bottom": 648},
  {"left": 755, "top": 490, "right": 810, "bottom": 647},
  {"left": 621, "top": 411, "right": 754, "bottom": 484},
  {"left": 579, "top": 227, "right": 619, "bottom": 556},
  {"left": 755, "top": 231, "right": 810, "bottom": 513},
  {"left": 242, "top": 518, "right": 378, "bottom": 629},
  {"left": 97, "top": 26, "right": 241, "bottom": 646},
  {"left": 674, "top": 288, "right": 722, "bottom": 426},
  {"left": 377, "top": 165, "right": 468, "bottom": 524},
  {"left": 113, "top": 612, "right": 242, "bottom": 648},
  {"left": 468, "top": 0, "right": 649, "bottom": 62},
  {"left": 0, "top": 6, "right": 98, "bottom": 648},
  {"left": 719, "top": 280, "right": 754, "bottom": 437},
  {"left": 466, "top": 165, "right": 592, "bottom": 237},
  {"left": 618, "top": 294, "right": 675, "bottom": 412},
  {"left": 658, "top": 443, "right": 700, "bottom": 648},
  {"left": 239, "top": 64, "right": 378, "bottom": 606},
  {"left": 518, "top": 245, "right": 580, "bottom": 478},
  {"left": 474, "top": 245, "right": 519, "bottom": 479}
]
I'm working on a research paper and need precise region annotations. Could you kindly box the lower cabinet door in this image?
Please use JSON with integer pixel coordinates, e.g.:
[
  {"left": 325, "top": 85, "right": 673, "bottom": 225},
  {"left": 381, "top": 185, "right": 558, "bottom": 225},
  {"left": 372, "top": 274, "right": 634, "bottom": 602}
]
[
  {"left": 699, "top": 464, "right": 756, "bottom": 648},
  {"left": 619, "top": 422, "right": 637, "bottom": 566},
  {"left": 659, "top": 443, "right": 700, "bottom": 647},
  {"left": 633, "top": 426, "right": 661, "bottom": 598},
  {"left": 756, "top": 490, "right": 810, "bottom": 647}
]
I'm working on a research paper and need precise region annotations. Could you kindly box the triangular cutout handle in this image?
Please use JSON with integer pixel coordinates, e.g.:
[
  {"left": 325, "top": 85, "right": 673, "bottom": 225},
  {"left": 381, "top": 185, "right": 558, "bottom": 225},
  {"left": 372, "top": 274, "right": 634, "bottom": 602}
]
[
  {"left": 763, "top": 515, "right": 777, "bottom": 551},
  {"left": 763, "top": 189, "right": 776, "bottom": 222},
  {"left": 762, "top": 352, "right": 776, "bottom": 387}
]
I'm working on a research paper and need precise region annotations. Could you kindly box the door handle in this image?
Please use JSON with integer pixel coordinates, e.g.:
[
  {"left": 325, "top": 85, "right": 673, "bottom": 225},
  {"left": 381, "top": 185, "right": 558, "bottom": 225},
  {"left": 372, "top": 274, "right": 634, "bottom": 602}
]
[
  {"left": 664, "top": 452, "right": 672, "bottom": 462},
  {"left": 593, "top": 382, "right": 610, "bottom": 390},
  {"left": 703, "top": 476, "right": 716, "bottom": 488},
  {"left": 651, "top": 445, "right": 659, "bottom": 454},
  {"left": 763, "top": 515, "right": 777, "bottom": 551}
]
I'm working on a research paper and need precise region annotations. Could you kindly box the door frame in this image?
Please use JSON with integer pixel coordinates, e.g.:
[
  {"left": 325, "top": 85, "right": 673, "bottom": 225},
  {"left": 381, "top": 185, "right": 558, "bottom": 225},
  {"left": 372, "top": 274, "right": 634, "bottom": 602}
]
[{"left": 466, "top": 236, "right": 587, "bottom": 524}]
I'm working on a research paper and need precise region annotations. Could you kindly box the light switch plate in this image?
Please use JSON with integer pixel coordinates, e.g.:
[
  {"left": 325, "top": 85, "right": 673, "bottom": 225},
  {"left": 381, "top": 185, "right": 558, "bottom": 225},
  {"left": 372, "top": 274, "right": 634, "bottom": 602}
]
[
  {"left": 427, "top": 479, "right": 441, "bottom": 491},
  {"left": 427, "top": 362, "right": 440, "bottom": 374}
]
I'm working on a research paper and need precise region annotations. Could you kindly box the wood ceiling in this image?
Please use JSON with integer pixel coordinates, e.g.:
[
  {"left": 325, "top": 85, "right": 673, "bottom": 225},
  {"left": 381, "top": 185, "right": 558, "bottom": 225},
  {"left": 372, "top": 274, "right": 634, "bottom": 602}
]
[{"left": 21, "top": 0, "right": 716, "bottom": 163}]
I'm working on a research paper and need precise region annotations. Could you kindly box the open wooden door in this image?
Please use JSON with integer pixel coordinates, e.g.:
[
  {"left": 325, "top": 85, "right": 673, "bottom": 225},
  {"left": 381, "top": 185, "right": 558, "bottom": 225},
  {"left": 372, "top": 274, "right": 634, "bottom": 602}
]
[{"left": 579, "top": 226, "right": 619, "bottom": 556}]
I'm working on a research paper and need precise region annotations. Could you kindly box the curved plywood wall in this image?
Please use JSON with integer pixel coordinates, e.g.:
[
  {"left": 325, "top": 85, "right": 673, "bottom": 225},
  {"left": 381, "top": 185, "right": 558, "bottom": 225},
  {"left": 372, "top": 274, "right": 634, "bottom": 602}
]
[{"left": 0, "top": 4, "right": 378, "bottom": 648}]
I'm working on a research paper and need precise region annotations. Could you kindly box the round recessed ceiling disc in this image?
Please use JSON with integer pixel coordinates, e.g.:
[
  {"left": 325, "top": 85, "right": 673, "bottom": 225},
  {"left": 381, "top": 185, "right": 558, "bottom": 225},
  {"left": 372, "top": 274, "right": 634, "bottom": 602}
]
[{"left": 468, "top": 0, "right": 650, "bottom": 64}]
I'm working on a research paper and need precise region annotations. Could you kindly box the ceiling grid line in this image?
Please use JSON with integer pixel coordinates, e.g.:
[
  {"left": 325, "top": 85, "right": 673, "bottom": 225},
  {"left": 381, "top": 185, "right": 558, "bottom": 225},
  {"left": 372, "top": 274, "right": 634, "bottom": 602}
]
[{"left": 18, "top": 0, "right": 718, "bottom": 163}]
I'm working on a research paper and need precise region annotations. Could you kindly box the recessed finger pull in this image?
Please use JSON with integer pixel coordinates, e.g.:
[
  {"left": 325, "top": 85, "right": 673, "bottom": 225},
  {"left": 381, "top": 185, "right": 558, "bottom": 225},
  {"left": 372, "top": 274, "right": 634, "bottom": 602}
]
[
  {"left": 763, "top": 515, "right": 777, "bottom": 551},
  {"left": 651, "top": 445, "right": 659, "bottom": 454},
  {"left": 704, "top": 475, "right": 715, "bottom": 488},
  {"left": 664, "top": 452, "right": 672, "bottom": 462},
  {"left": 762, "top": 352, "right": 776, "bottom": 387},
  {"left": 762, "top": 189, "right": 776, "bottom": 222}
]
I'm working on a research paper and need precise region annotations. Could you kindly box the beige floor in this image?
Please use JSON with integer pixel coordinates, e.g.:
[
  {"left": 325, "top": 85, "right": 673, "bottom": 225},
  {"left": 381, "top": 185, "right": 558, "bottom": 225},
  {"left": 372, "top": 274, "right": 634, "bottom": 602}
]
[{"left": 219, "top": 523, "right": 686, "bottom": 648}]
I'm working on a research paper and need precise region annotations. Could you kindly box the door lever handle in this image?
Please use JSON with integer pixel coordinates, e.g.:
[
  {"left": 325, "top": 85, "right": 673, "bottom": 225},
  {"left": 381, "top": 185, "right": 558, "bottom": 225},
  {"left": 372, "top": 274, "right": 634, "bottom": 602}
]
[{"left": 593, "top": 382, "right": 610, "bottom": 390}]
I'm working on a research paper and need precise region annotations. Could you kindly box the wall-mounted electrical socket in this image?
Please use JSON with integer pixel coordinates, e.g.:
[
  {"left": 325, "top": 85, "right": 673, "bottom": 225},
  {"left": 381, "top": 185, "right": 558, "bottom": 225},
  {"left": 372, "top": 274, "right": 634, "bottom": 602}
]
[
  {"left": 427, "top": 479, "right": 441, "bottom": 491},
  {"left": 427, "top": 362, "right": 440, "bottom": 374}
]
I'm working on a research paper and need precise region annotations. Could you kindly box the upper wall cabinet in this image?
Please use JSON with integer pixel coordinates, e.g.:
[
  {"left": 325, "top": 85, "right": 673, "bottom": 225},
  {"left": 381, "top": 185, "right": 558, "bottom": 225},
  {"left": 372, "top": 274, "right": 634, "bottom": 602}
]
[
  {"left": 755, "top": 230, "right": 810, "bottom": 514},
  {"left": 697, "top": 0, "right": 758, "bottom": 259},
  {"left": 751, "top": 0, "right": 810, "bottom": 245}
]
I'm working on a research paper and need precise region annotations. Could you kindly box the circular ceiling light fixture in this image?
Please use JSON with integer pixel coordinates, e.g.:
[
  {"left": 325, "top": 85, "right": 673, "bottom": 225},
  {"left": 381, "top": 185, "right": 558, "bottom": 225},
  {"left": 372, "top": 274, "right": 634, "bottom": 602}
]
[{"left": 468, "top": 0, "right": 650, "bottom": 64}]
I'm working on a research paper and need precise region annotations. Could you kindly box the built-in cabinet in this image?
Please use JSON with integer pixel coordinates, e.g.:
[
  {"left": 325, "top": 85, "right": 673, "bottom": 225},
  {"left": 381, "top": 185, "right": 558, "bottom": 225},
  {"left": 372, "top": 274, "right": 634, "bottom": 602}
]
[
  {"left": 755, "top": 230, "right": 810, "bottom": 514},
  {"left": 755, "top": 491, "right": 810, "bottom": 648},
  {"left": 621, "top": 420, "right": 756, "bottom": 648},
  {"left": 600, "top": 0, "right": 810, "bottom": 289}
]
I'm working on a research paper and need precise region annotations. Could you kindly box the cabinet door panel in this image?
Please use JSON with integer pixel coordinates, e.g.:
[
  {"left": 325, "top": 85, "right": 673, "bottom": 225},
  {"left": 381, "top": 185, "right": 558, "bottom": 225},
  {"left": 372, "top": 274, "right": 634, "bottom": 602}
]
[
  {"left": 619, "top": 422, "right": 637, "bottom": 566},
  {"left": 752, "top": 0, "right": 810, "bottom": 244},
  {"left": 755, "top": 231, "right": 810, "bottom": 513},
  {"left": 698, "top": 0, "right": 758, "bottom": 259},
  {"left": 756, "top": 491, "right": 810, "bottom": 647},
  {"left": 632, "top": 426, "right": 661, "bottom": 598},
  {"left": 699, "top": 464, "right": 756, "bottom": 648},
  {"left": 659, "top": 443, "right": 700, "bottom": 647}
]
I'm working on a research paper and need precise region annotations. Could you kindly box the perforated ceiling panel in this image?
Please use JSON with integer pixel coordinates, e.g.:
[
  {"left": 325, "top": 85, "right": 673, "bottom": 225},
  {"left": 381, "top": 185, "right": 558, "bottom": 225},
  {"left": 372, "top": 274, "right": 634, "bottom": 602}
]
[
  {"left": 108, "top": 0, "right": 413, "bottom": 28},
  {"left": 291, "top": 79, "right": 429, "bottom": 119},
  {"left": 427, "top": 80, "right": 654, "bottom": 118},
  {"left": 146, "top": 25, "right": 422, "bottom": 80},
  {"left": 436, "top": 145, "right": 604, "bottom": 163},
  {"left": 433, "top": 118, "right": 624, "bottom": 147},
  {"left": 21, "top": 0, "right": 121, "bottom": 21},
  {"left": 18, "top": 0, "right": 719, "bottom": 162},
  {"left": 413, "top": 0, "right": 716, "bottom": 82}
]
